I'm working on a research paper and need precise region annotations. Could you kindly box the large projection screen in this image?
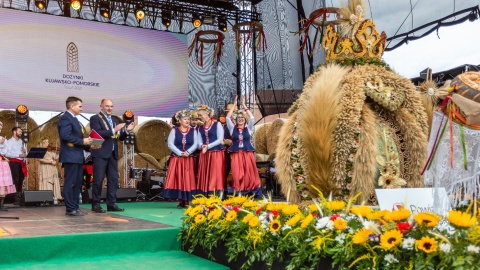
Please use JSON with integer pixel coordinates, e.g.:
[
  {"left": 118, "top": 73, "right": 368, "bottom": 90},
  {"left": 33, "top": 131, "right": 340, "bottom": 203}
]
[{"left": 0, "top": 8, "right": 189, "bottom": 117}]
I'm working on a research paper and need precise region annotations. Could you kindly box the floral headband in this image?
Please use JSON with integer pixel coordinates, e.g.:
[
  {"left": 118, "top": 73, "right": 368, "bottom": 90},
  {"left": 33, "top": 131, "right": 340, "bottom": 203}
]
[
  {"left": 196, "top": 104, "right": 213, "bottom": 115},
  {"left": 175, "top": 109, "right": 191, "bottom": 121}
]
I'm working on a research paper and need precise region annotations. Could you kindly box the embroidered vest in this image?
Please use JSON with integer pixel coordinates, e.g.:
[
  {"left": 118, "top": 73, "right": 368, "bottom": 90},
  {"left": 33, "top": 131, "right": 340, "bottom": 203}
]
[
  {"left": 228, "top": 126, "right": 255, "bottom": 152},
  {"left": 199, "top": 121, "right": 224, "bottom": 151}
]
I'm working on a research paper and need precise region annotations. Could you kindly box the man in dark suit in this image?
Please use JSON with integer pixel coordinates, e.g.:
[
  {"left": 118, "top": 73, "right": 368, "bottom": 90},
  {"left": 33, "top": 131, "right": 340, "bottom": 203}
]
[
  {"left": 90, "top": 98, "right": 134, "bottom": 213},
  {"left": 58, "top": 96, "right": 95, "bottom": 216}
]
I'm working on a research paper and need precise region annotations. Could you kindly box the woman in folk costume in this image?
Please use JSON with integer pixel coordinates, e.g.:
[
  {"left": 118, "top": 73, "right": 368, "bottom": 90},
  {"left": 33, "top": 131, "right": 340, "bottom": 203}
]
[
  {"left": 0, "top": 121, "right": 16, "bottom": 209},
  {"left": 37, "top": 138, "right": 63, "bottom": 201},
  {"left": 196, "top": 104, "right": 225, "bottom": 196},
  {"left": 163, "top": 110, "right": 199, "bottom": 208},
  {"left": 226, "top": 97, "right": 262, "bottom": 197}
]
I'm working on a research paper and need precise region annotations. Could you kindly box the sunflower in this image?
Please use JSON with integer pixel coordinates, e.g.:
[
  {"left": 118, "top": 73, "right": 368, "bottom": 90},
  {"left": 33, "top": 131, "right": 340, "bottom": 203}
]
[
  {"left": 242, "top": 201, "right": 258, "bottom": 208},
  {"left": 301, "top": 214, "right": 314, "bottom": 229},
  {"left": 222, "top": 198, "right": 234, "bottom": 205},
  {"left": 233, "top": 196, "right": 248, "bottom": 205},
  {"left": 448, "top": 210, "right": 477, "bottom": 228},
  {"left": 225, "top": 210, "right": 237, "bottom": 222},
  {"left": 242, "top": 213, "right": 255, "bottom": 224},
  {"left": 385, "top": 208, "right": 411, "bottom": 222},
  {"left": 184, "top": 206, "right": 192, "bottom": 216},
  {"left": 195, "top": 214, "right": 206, "bottom": 224},
  {"left": 380, "top": 230, "right": 403, "bottom": 250},
  {"left": 286, "top": 214, "right": 302, "bottom": 227},
  {"left": 207, "top": 208, "right": 222, "bottom": 220},
  {"left": 282, "top": 205, "right": 300, "bottom": 216},
  {"left": 249, "top": 216, "right": 260, "bottom": 227},
  {"left": 366, "top": 210, "right": 388, "bottom": 220},
  {"left": 416, "top": 236, "right": 438, "bottom": 253},
  {"left": 206, "top": 197, "right": 221, "bottom": 207},
  {"left": 414, "top": 212, "right": 440, "bottom": 227},
  {"left": 333, "top": 218, "right": 347, "bottom": 231},
  {"left": 270, "top": 219, "right": 282, "bottom": 233},
  {"left": 191, "top": 197, "right": 206, "bottom": 205},
  {"left": 326, "top": 201, "right": 346, "bottom": 211},
  {"left": 467, "top": 225, "right": 480, "bottom": 245},
  {"left": 352, "top": 228, "right": 373, "bottom": 244},
  {"left": 188, "top": 206, "right": 203, "bottom": 217},
  {"left": 351, "top": 205, "right": 372, "bottom": 217}
]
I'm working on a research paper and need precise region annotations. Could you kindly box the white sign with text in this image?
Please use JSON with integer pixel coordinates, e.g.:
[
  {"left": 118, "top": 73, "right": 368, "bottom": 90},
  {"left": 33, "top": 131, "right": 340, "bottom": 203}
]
[{"left": 375, "top": 188, "right": 450, "bottom": 215}]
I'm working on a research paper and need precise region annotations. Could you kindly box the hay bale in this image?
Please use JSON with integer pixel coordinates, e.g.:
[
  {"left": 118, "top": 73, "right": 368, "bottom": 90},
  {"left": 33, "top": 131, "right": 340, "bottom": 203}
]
[
  {"left": 158, "top": 155, "right": 171, "bottom": 170},
  {"left": 134, "top": 120, "right": 171, "bottom": 161},
  {"left": 266, "top": 118, "right": 286, "bottom": 155},
  {"left": 0, "top": 110, "right": 40, "bottom": 190},
  {"left": 118, "top": 153, "right": 162, "bottom": 188},
  {"left": 254, "top": 122, "right": 271, "bottom": 155}
]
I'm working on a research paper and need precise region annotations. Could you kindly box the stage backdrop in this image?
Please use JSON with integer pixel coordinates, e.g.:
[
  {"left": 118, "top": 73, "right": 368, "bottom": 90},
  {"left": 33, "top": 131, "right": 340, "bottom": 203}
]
[{"left": 0, "top": 8, "right": 188, "bottom": 118}]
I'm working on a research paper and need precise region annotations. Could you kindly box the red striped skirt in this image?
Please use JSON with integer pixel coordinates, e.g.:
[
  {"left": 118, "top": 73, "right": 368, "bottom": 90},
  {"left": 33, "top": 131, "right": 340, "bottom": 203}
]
[{"left": 197, "top": 150, "right": 225, "bottom": 193}]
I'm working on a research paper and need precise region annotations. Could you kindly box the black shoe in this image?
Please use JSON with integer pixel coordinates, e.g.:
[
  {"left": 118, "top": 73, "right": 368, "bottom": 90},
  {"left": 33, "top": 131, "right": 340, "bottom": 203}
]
[
  {"left": 107, "top": 204, "right": 124, "bottom": 212},
  {"left": 177, "top": 204, "right": 184, "bottom": 209},
  {"left": 65, "top": 210, "right": 86, "bottom": 216},
  {"left": 91, "top": 205, "right": 106, "bottom": 213}
]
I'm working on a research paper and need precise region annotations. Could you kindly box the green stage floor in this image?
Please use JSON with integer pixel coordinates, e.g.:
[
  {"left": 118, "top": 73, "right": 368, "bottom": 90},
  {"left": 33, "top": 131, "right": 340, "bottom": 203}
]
[{"left": 0, "top": 202, "right": 228, "bottom": 270}]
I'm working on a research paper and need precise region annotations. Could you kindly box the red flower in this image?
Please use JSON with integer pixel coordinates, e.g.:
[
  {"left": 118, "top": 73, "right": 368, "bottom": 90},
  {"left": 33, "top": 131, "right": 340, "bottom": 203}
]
[
  {"left": 256, "top": 208, "right": 262, "bottom": 215},
  {"left": 271, "top": 210, "right": 279, "bottom": 217},
  {"left": 233, "top": 205, "right": 241, "bottom": 212},
  {"left": 397, "top": 222, "right": 412, "bottom": 234},
  {"left": 330, "top": 214, "right": 340, "bottom": 221},
  {"left": 312, "top": 212, "right": 317, "bottom": 218}
]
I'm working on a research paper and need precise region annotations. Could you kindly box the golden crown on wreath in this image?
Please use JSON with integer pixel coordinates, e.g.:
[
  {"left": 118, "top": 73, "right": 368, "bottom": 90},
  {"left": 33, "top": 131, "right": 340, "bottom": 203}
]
[{"left": 322, "top": 19, "right": 386, "bottom": 62}]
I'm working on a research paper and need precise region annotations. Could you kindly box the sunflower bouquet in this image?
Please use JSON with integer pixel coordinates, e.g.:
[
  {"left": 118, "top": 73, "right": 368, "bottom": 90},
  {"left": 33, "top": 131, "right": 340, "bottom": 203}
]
[{"left": 180, "top": 193, "right": 480, "bottom": 270}]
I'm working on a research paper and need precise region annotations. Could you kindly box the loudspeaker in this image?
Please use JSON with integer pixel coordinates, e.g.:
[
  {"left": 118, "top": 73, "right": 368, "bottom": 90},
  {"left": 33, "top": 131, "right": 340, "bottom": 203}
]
[
  {"left": 83, "top": 189, "right": 107, "bottom": 204},
  {"left": 21, "top": 191, "right": 54, "bottom": 206},
  {"left": 116, "top": 188, "right": 136, "bottom": 202}
]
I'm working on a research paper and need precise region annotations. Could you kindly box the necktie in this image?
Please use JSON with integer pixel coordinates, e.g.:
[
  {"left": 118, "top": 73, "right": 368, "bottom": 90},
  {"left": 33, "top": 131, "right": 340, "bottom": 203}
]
[{"left": 106, "top": 116, "right": 115, "bottom": 151}]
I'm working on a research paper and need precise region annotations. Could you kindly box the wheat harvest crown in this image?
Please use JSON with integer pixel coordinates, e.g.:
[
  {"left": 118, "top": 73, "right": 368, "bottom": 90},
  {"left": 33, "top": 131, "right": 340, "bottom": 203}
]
[{"left": 322, "top": 19, "right": 386, "bottom": 61}]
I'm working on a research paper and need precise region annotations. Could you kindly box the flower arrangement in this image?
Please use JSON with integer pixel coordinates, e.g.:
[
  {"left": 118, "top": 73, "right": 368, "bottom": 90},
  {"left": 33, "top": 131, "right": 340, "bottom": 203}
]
[
  {"left": 180, "top": 193, "right": 480, "bottom": 270},
  {"left": 196, "top": 104, "right": 213, "bottom": 116},
  {"left": 175, "top": 109, "right": 190, "bottom": 120}
]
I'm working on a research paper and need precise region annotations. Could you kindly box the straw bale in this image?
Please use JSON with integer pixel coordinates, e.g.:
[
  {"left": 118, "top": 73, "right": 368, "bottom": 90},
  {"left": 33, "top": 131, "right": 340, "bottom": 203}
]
[
  {"left": 0, "top": 110, "right": 40, "bottom": 190},
  {"left": 254, "top": 122, "right": 271, "bottom": 155},
  {"left": 134, "top": 120, "right": 171, "bottom": 161},
  {"left": 158, "top": 155, "right": 171, "bottom": 170},
  {"left": 118, "top": 153, "right": 162, "bottom": 188},
  {"left": 266, "top": 118, "right": 286, "bottom": 155},
  {"left": 255, "top": 153, "right": 269, "bottom": 162}
]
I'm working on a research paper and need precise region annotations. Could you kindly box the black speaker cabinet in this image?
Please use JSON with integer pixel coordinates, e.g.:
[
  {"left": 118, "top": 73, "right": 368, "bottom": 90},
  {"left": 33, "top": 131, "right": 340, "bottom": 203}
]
[
  {"left": 116, "top": 188, "right": 137, "bottom": 202},
  {"left": 82, "top": 189, "right": 107, "bottom": 204},
  {"left": 21, "top": 191, "right": 54, "bottom": 206}
]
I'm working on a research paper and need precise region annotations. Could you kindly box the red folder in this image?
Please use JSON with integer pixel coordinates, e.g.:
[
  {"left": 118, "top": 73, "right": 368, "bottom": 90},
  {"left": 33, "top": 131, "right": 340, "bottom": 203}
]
[{"left": 89, "top": 129, "right": 105, "bottom": 145}]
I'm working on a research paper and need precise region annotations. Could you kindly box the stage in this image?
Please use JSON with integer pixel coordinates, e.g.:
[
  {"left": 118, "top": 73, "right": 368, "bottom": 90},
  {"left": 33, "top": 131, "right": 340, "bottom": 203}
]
[{"left": 0, "top": 202, "right": 227, "bottom": 270}]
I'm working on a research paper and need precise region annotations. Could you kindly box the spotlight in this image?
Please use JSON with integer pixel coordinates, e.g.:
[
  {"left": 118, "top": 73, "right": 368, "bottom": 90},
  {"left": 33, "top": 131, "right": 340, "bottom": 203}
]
[
  {"left": 135, "top": 6, "right": 145, "bottom": 20},
  {"left": 21, "top": 129, "right": 29, "bottom": 144},
  {"left": 161, "top": 10, "right": 171, "bottom": 27},
  {"left": 15, "top": 105, "right": 29, "bottom": 123},
  {"left": 71, "top": 0, "right": 82, "bottom": 11},
  {"left": 35, "top": 0, "right": 46, "bottom": 10},
  {"left": 123, "top": 110, "right": 135, "bottom": 126},
  {"left": 99, "top": 1, "right": 110, "bottom": 18},
  {"left": 192, "top": 13, "right": 202, "bottom": 28},
  {"left": 218, "top": 16, "right": 227, "bottom": 32}
]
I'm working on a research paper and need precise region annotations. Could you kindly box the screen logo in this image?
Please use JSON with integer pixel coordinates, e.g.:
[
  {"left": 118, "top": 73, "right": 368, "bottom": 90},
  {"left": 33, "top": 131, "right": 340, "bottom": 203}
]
[{"left": 66, "top": 42, "right": 79, "bottom": 73}]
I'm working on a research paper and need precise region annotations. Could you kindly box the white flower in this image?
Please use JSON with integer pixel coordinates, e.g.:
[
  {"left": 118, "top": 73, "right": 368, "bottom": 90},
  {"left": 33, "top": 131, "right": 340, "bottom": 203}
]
[
  {"left": 363, "top": 220, "right": 377, "bottom": 230},
  {"left": 291, "top": 148, "right": 299, "bottom": 156},
  {"left": 467, "top": 245, "right": 480, "bottom": 253},
  {"left": 439, "top": 243, "right": 451, "bottom": 253},
  {"left": 305, "top": 238, "right": 312, "bottom": 242},
  {"left": 293, "top": 134, "right": 298, "bottom": 141},
  {"left": 315, "top": 217, "right": 331, "bottom": 229},
  {"left": 384, "top": 254, "right": 398, "bottom": 264},
  {"left": 292, "top": 162, "right": 301, "bottom": 169},
  {"left": 282, "top": 224, "right": 292, "bottom": 231},
  {"left": 402, "top": 237, "right": 415, "bottom": 250},
  {"left": 335, "top": 233, "right": 346, "bottom": 244}
]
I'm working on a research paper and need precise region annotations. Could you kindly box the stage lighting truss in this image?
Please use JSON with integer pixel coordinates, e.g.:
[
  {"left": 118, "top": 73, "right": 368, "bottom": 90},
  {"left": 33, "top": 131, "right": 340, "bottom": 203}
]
[
  {"left": 99, "top": 1, "right": 110, "bottom": 18},
  {"left": 35, "top": 0, "right": 46, "bottom": 10},
  {"left": 21, "top": 129, "right": 29, "bottom": 144},
  {"left": 15, "top": 105, "right": 29, "bottom": 123},
  {"left": 71, "top": 0, "right": 82, "bottom": 10},
  {"left": 125, "top": 132, "right": 135, "bottom": 145}
]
